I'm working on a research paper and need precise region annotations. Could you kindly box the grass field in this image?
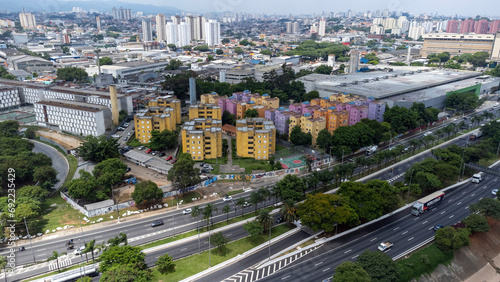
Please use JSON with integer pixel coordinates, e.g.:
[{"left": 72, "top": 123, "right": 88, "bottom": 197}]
[
  {"left": 151, "top": 224, "right": 293, "bottom": 281},
  {"left": 235, "top": 157, "right": 274, "bottom": 174}
]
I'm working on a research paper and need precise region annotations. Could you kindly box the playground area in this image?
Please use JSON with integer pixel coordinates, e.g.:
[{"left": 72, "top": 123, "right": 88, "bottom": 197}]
[{"left": 0, "top": 109, "right": 36, "bottom": 124}]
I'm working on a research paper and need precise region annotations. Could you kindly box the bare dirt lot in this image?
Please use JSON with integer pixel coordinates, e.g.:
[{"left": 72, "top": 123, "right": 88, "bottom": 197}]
[{"left": 37, "top": 129, "right": 83, "bottom": 150}]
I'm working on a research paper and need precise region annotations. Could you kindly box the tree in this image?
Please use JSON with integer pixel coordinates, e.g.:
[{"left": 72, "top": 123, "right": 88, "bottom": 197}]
[
  {"left": 383, "top": 105, "right": 418, "bottom": 134},
  {"left": 250, "top": 191, "right": 262, "bottom": 213},
  {"left": 216, "top": 49, "right": 224, "bottom": 55},
  {"left": 167, "top": 43, "right": 176, "bottom": 50},
  {"left": 0, "top": 255, "right": 7, "bottom": 282},
  {"left": 99, "top": 245, "right": 146, "bottom": 273},
  {"left": 100, "top": 264, "right": 153, "bottom": 282},
  {"left": 222, "top": 38, "right": 230, "bottom": 44},
  {"left": 256, "top": 208, "right": 273, "bottom": 231},
  {"left": 56, "top": 67, "right": 88, "bottom": 82},
  {"left": 83, "top": 239, "right": 96, "bottom": 262},
  {"left": 297, "top": 193, "right": 359, "bottom": 232},
  {"left": 208, "top": 232, "right": 229, "bottom": 255},
  {"left": 0, "top": 120, "right": 19, "bottom": 137},
  {"left": 236, "top": 197, "right": 247, "bottom": 217},
  {"left": 99, "top": 57, "right": 113, "bottom": 65},
  {"left": 93, "top": 158, "right": 126, "bottom": 180},
  {"left": 468, "top": 51, "right": 489, "bottom": 68},
  {"left": 332, "top": 261, "right": 370, "bottom": 282},
  {"left": 17, "top": 185, "right": 49, "bottom": 202},
  {"left": 182, "top": 45, "right": 192, "bottom": 51},
  {"left": 337, "top": 182, "right": 385, "bottom": 221},
  {"left": 78, "top": 135, "right": 119, "bottom": 162},
  {"left": 276, "top": 175, "right": 307, "bottom": 202},
  {"left": 194, "top": 45, "right": 209, "bottom": 51},
  {"left": 315, "top": 65, "right": 333, "bottom": 74},
  {"left": 414, "top": 171, "right": 442, "bottom": 193},
  {"left": 463, "top": 213, "right": 490, "bottom": 233},
  {"left": 148, "top": 130, "right": 178, "bottom": 150},
  {"left": 191, "top": 206, "right": 202, "bottom": 253},
  {"left": 156, "top": 253, "right": 174, "bottom": 274},
  {"left": 24, "top": 127, "right": 36, "bottom": 139},
  {"left": 244, "top": 108, "right": 259, "bottom": 118},
  {"left": 222, "top": 110, "right": 236, "bottom": 126},
  {"left": 316, "top": 129, "right": 333, "bottom": 153},
  {"left": 260, "top": 49, "right": 272, "bottom": 55},
  {"left": 131, "top": 180, "right": 163, "bottom": 206},
  {"left": 280, "top": 199, "right": 297, "bottom": 225},
  {"left": 445, "top": 91, "right": 479, "bottom": 113},
  {"left": 302, "top": 90, "right": 320, "bottom": 102},
  {"left": 234, "top": 47, "right": 244, "bottom": 54},
  {"left": 202, "top": 203, "right": 218, "bottom": 228},
  {"left": 470, "top": 198, "right": 500, "bottom": 220},
  {"left": 357, "top": 250, "right": 399, "bottom": 282},
  {"left": 243, "top": 220, "right": 263, "bottom": 242},
  {"left": 435, "top": 226, "right": 470, "bottom": 251},
  {"left": 289, "top": 125, "right": 312, "bottom": 146},
  {"left": 239, "top": 39, "right": 251, "bottom": 46},
  {"left": 222, "top": 204, "right": 231, "bottom": 222},
  {"left": 167, "top": 153, "right": 200, "bottom": 192},
  {"left": 164, "top": 59, "right": 183, "bottom": 70},
  {"left": 107, "top": 233, "right": 128, "bottom": 247}
]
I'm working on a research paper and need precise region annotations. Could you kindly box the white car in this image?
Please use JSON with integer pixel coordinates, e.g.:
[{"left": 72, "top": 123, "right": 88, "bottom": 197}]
[
  {"left": 493, "top": 189, "right": 498, "bottom": 196},
  {"left": 223, "top": 196, "right": 233, "bottom": 202},
  {"left": 74, "top": 246, "right": 85, "bottom": 255},
  {"left": 182, "top": 208, "right": 192, "bottom": 215}
]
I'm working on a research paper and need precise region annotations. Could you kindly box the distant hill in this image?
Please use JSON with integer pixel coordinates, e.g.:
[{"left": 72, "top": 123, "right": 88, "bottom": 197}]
[{"left": 3, "top": 0, "right": 181, "bottom": 15}]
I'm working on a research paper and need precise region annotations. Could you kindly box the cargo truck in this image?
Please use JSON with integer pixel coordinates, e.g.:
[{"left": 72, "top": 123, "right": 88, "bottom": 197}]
[
  {"left": 471, "top": 173, "right": 482, "bottom": 183},
  {"left": 411, "top": 191, "right": 445, "bottom": 216},
  {"left": 378, "top": 241, "right": 393, "bottom": 251}
]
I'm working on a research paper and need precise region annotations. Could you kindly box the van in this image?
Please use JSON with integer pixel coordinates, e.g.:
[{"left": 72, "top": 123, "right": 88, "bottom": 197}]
[
  {"left": 111, "top": 134, "right": 120, "bottom": 139},
  {"left": 423, "top": 131, "right": 433, "bottom": 137}
]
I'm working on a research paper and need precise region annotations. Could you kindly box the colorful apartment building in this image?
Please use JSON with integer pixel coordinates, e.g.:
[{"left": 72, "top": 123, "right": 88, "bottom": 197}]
[
  {"left": 246, "top": 102, "right": 267, "bottom": 118},
  {"left": 134, "top": 107, "right": 177, "bottom": 143},
  {"left": 300, "top": 114, "right": 326, "bottom": 145},
  {"left": 189, "top": 103, "right": 222, "bottom": 120},
  {"left": 236, "top": 101, "right": 247, "bottom": 119},
  {"left": 148, "top": 96, "right": 181, "bottom": 124},
  {"left": 181, "top": 118, "right": 222, "bottom": 160},
  {"left": 236, "top": 118, "right": 276, "bottom": 160},
  {"left": 200, "top": 92, "right": 221, "bottom": 105}
]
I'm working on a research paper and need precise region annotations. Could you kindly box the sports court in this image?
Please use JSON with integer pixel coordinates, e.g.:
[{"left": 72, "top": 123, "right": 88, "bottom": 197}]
[
  {"left": 279, "top": 154, "right": 306, "bottom": 169},
  {"left": 0, "top": 110, "right": 36, "bottom": 124}
]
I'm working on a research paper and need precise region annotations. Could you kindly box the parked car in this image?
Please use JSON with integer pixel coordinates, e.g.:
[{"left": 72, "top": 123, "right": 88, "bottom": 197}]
[
  {"left": 166, "top": 156, "right": 173, "bottom": 161},
  {"left": 117, "top": 127, "right": 125, "bottom": 131},
  {"left": 151, "top": 151, "right": 157, "bottom": 156},
  {"left": 243, "top": 201, "right": 251, "bottom": 208},
  {"left": 124, "top": 122, "right": 130, "bottom": 127},
  {"left": 151, "top": 220, "right": 164, "bottom": 227},
  {"left": 138, "top": 146, "right": 145, "bottom": 150},
  {"left": 223, "top": 196, "right": 233, "bottom": 202},
  {"left": 127, "top": 132, "right": 132, "bottom": 136},
  {"left": 492, "top": 189, "right": 498, "bottom": 196},
  {"left": 171, "top": 159, "right": 177, "bottom": 164},
  {"left": 159, "top": 152, "right": 166, "bottom": 157},
  {"left": 201, "top": 169, "right": 209, "bottom": 174},
  {"left": 74, "top": 246, "right": 86, "bottom": 255},
  {"left": 276, "top": 217, "right": 284, "bottom": 223},
  {"left": 126, "top": 167, "right": 131, "bottom": 172},
  {"left": 111, "top": 134, "right": 120, "bottom": 139},
  {"left": 146, "top": 148, "right": 152, "bottom": 154},
  {"left": 182, "top": 208, "right": 192, "bottom": 215},
  {"left": 200, "top": 163, "right": 206, "bottom": 167}
]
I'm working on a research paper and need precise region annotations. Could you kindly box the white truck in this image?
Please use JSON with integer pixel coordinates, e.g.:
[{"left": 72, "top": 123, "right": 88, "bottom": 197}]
[
  {"left": 366, "top": 145, "right": 378, "bottom": 156},
  {"left": 378, "top": 241, "right": 393, "bottom": 252},
  {"left": 472, "top": 173, "right": 482, "bottom": 183}
]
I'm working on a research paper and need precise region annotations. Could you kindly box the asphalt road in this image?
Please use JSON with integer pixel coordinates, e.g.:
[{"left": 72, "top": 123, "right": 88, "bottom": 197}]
[
  {"left": 32, "top": 141, "right": 68, "bottom": 190},
  {"left": 257, "top": 169, "right": 498, "bottom": 282}
]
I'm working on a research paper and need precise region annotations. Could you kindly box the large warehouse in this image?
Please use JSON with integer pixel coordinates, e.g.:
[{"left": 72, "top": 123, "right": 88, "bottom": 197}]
[{"left": 297, "top": 68, "right": 500, "bottom": 109}]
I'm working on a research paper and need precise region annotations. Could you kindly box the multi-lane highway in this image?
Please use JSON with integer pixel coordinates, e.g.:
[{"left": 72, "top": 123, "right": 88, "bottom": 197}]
[{"left": 255, "top": 168, "right": 497, "bottom": 282}]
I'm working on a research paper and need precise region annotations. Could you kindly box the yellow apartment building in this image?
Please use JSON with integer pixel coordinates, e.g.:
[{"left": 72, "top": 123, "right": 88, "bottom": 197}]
[
  {"left": 300, "top": 114, "right": 326, "bottom": 145},
  {"left": 263, "top": 97, "right": 280, "bottom": 109},
  {"left": 329, "top": 93, "right": 360, "bottom": 103},
  {"left": 134, "top": 107, "right": 176, "bottom": 144},
  {"left": 189, "top": 104, "right": 222, "bottom": 120},
  {"left": 236, "top": 118, "right": 276, "bottom": 160},
  {"left": 236, "top": 101, "right": 247, "bottom": 119},
  {"left": 246, "top": 103, "right": 267, "bottom": 118},
  {"left": 200, "top": 92, "right": 221, "bottom": 104},
  {"left": 148, "top": 96, "right": 181, "bottom": 124},
  {"left": 288, "top": 112, "right": 302, "bottom": 133},
  {"left": 181, "top": 118, "right": 222, "bottom": 160},
  {"left": 327, "top": 110, "right": 349, "bottom": 133}
]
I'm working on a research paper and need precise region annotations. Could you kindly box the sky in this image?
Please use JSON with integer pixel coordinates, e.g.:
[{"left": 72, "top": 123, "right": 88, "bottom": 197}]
[{"left": 114, "top": 0, "right": 500, "bottom": 17}]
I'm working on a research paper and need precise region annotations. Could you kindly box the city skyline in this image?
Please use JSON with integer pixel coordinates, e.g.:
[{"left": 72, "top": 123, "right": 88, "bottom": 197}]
[{"left": 109, "top": 0, "right": 499, "bottom": 17}]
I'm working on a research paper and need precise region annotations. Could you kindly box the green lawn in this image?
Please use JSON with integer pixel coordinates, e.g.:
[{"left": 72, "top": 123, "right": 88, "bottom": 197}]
[
  {"left": 227, "top": 189, "right": 244, "bottom": 196},
  {"left": 203, "top": 156, "right": 228, "bottom": 165},
  {"left": 236, "top": 157, "right": 274, "bottom": 174},
  {"left": 126, "top": 136, "right": 142, "bottom": 147},
  {"left": 151, "top": 224, "right": 293, "bottom": 281},
  {"left": 275, "top": 144, "right": 287, "bottom": 151},
  {"left": 397, "top": 243, "right": 453, "bottom": 282}
]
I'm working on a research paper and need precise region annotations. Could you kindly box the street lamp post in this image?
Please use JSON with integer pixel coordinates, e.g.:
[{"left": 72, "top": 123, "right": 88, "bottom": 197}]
[
  {"left": 268, "top": 222, "right": 272, "bottom": 261},
  {"left": 172, "top": 197, "right": 175, "bottom": 238},
  {"left": 208, "top": 223, "right": 211, "bottom": 268},
  {"left": 23, "top": 217, "right": 36, "bottom": 264},
  {"left": 406, "top": 169, "right": 413, "bottom": 202}
]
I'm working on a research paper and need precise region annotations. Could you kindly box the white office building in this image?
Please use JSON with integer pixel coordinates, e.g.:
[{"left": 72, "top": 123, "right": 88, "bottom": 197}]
[
  {"left": 318, "top": 19, "right": 326, "bottom": 36},
  {"left": 34, "top": 100, "right": 112, "bottom": 136},
  {"left": 408, "top": 25, "right": 425, "bottom": 40},
  {"left": 0, "top": 87, "right": 21, "bottom": 110},
  {"left": 205, "top": 20, "right": 220, "bottom": 46},
  {"left": 142, "top": 20, "right": 153, "bottom": 42},
  {"left": 178, "top": 22, "right": 191, "bottom": 47},
  {"left": 156, "top": 14, "right": 166, "bottom": 42},
  {"left": 166, "top": 22, "right": 178, "bottom": 47},
  {"left": 19, "top": 12, "right": 36, "bottom": 28}
]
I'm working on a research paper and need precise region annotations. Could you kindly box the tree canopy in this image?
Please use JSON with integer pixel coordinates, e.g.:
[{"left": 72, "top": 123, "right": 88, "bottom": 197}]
[
  {"left": 148, "top": 130, "right": 178, "bottom": 151},
  {"left": 56, "top": 67, "right": 88, "bottom": 82},
  {"left": 99, "top": 57, "right": 113, "bottom": 65},
  {"left": 244, "top": 108, "right": 259, "bottom": 118},
  {"left": 78, "top": 135, "right": 120, "bottom": 162},
  {"left": 131, "top": 180, "right": 163, "bottom": 206},
  {"left": 167, "top": 153, "right": 201, "bottom": 192},
  {"left": 357, "top": 250, "right": 399, "bottom": 282},
  {"left": 332, "top": 261, "right": 371, "bottom": 282},
  {"left": 289, "top": 125, "right": 312, "bottom": 147},
  {"left": 276, "top": 174, "right": 307, "bottom": 202}
]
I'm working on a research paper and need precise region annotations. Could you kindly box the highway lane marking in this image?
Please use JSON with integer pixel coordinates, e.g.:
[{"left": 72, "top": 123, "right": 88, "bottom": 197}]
[
  {"left": 226, "top": 233, "right": 232, "bottom": 236},
  {"left": 352, "top": 255, "right": 359, "bottom": 259},
  {"left": 393, "top": 227, "right": 400, "bottom": 231},
  {"left": 441, "top": 211, "right": 446, "bottom": 214},
  {"left": 462, "top": 191, "right": 466, "bottom": 195},
  {"left": 155, "top": 256, "right": 160, "bottom": 259},
  {"left": 94, "top": 235, "right": 102, "bottom": 238},
  {"left": 323, "top": 267, "right": 330, "bottom": 272},
  {"left": 37, "top": 253, "right": 46, "bottom": 256},
  {"left": 315, "top": 262, "right": 323, "bottom": 266},
  {"left": 413, "top": 217, "right": 419, "bottom": 221},
  {"left": 428, "top": 227, "right": 434, "bottom": 230},
  {"left": 281, "top": 275, "right": 290, "bottom": 280},
  {"left": 180, "top": 248, "right": 187, "bottom": 251},
  {"left": 402, "top": 231, "right": 408, "bottom": 235},
  {"left": 484, "top": 187, "right": 487, "bottom": 189},
  {"left": 479, "top": 197, "right": 483, "bottom": 200},
  {"left": 422, "top": 221, "right": 428, "bottom": 224},
  {"left": 449, "top": 215, "right": 454, "bottom": 219},
  {"left": 370, "top": 237, "right": 377, "bottom": 241},
  {"left": 471, "top": 194, "right": 475, "bottom": 197},
  {"left": 448, "top": 199, "right": 452, "bottom": 203},
  {"left": 344, "top": 249, "right": 352, "bottom": 254},
  {"left": 408, "top": 237, "right": 414, "bottom": 241},
  {"left": 457, "top": 202, "right": 462, "bottom": 205},
  {"left": 37, "top": 248, "right": 46, "bottom": 251},
  {"left": 465, "top": 206, "right": 469, "bottom": 209}
]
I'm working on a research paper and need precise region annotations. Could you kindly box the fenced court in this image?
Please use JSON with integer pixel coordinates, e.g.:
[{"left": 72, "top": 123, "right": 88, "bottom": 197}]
[
  {"left": 278, "top": 154, "right": 306, "bottom": 169},
  {"left": 0, "top": 110, "right": 36, "bottom": 124}
]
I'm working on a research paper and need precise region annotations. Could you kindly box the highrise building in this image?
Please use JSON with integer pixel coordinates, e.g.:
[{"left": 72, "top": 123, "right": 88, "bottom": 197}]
[
  {"left": 112, "top": 7, "right": 131, "bottom": 20},
  {"left": 460, "top": 19, "right": 475, "bottom": 33},
  {"left": 447, "top": 20, "right": 460, "bottom": 33},
  {"left": 490, "top": 20, "right": 500, "bottom": 34},
  {"left": 177, "top": 22, "right": 191, "bottom": 47},
  {"left": 195, "top": 16, "right": 206, "bottom": 40},
  {"left": 19, "top": 10, "right": 36, "bottom": 28},
  {"left": 171, "top": 15, "right": 181, "bottom": 24},
  {"left": 285, "top": 21, "right": 292, "bottom": 33},
  {"left": 292, "top": 22, "right": 299, "bottom": 33},
  {"left": 142, "top": 20, "right": 153, "bottom": 42},
  {"left": 397, "top": 16, "right": 408, "bottom": 30},
  {"left": 185, "top": 16, "right": 196, "bottom": 42},
  {"left": 436, "top": 20, "right": 448, "bottom": 32},
  {"left": 474, "top": 19, "right": 489, "bottom": 34},
  {"left": 166, "top": 22, "right": 178, "bottom": 47},
  {"left": 205, "top": 20, "right": 220, "bottom": 46},
  {"left": 95, "top": 16, "right": 101, "bottom": 31},
  {"left": 382, "top": 18, "right": 396, "bottom": 30},
  {"left": 408, "top": 25, "right": 425, "bottom": 40},
  {"left": 348, "top": 51, "right": 359, "bottom": 74},
  {"left": 318, "top": 19, "right": 326, "bottom": 36},
  {"left": 156, "top": 14, "right": 166, "bottom": 42}
]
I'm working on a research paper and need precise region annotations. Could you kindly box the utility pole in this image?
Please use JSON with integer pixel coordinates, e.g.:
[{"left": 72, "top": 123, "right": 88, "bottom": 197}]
[
  {"left": 268, "top": 221, "right": 272, "bottom": 261},
  {"left": 23, "top": 217, "right": 36, "bottom": 264},
  {"left": 406, "top": 169, "right": 413, "bottom": 202},
  {"left": 172, "top": 196, "right": 175, "bottom": 238}
]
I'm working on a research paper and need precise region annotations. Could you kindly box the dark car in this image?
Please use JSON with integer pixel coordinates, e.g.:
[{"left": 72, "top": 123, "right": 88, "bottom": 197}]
[
  {"left": 201, "top": 169, "right": 209, "bottom": 174},
  {"left": 159, "top": 152, "right": 166, "bottom": 157},
  {"left": 433, "top": 224, "right": 443, "bottom": 231},
  {"left": 151, "top": 220, "right": 164, "bottom": 227},
  {"left": 276, "top": 217, "right": 284, "bottom": 223},
  {"left": 171, "top": 159, "right": 177, "bottom": 164},
  {"left": 126, "top": 167, "right": 131, "bottom": 172}
]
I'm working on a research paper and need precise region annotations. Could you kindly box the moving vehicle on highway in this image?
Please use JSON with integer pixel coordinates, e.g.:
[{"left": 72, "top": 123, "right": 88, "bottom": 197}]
[
  {"left": 151, "top": 220, "right": 164, "bottom": 227},
  {"left": 472, "top": 173, "right": 482, "bottom": 183},
  {"left": 411, "top": 191, "right": 445, "bottom": 216},
  {"left": 366, "top": 145, "right": 377, "bottom": 156},
  {"left": 378, "top": 241, "right": 393, "bottom": 251}
]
